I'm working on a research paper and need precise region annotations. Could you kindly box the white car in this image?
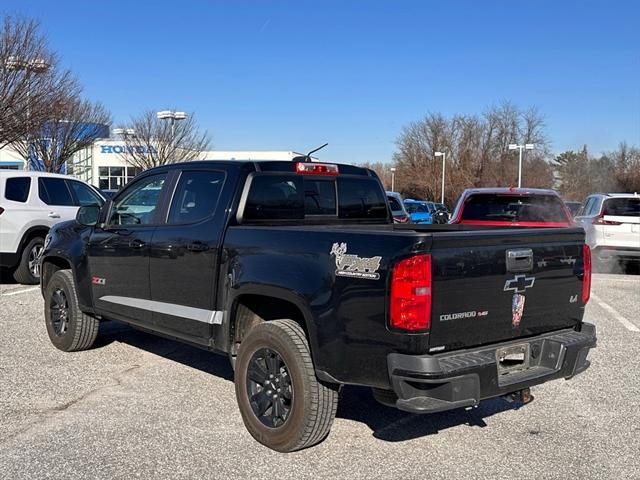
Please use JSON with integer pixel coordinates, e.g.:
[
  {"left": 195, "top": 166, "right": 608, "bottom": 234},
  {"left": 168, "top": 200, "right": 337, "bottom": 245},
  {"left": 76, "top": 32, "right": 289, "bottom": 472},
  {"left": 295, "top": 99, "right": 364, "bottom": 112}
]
[
  {"left": 574, "top": 193, "right": 640, "bottom": 269},
  {"left": 0, "top": 171, "right": 104, "bottom": 284}
]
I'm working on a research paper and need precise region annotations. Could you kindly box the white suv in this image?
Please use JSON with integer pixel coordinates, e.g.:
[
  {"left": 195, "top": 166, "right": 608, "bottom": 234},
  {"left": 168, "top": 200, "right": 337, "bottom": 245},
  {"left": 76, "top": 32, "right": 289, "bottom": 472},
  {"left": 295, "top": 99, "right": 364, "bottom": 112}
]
[
  {"left": 574, "top": 193, "right": 640, "bottom": 269},
  {"left": 0, "top": 171, "right": 104, "bottom": 284}
]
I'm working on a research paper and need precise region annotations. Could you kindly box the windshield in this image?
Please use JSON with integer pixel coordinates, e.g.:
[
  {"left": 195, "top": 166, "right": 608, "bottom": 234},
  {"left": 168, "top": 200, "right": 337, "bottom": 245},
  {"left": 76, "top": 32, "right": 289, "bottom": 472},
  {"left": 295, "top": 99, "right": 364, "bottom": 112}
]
[{"left": 461, "top": 194, "right": 569, "bottom": 223}]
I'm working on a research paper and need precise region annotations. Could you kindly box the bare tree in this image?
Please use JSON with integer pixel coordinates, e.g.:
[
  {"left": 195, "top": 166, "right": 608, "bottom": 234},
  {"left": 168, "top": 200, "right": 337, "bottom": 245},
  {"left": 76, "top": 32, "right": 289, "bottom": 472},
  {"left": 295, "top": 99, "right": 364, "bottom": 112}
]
[
  {"left": 12, "top": 95, "right": 111, "bottom": 172},
  {"left": 116, "top": 110, "right": 211, "bottom": 170},
  {"left": 392, "top": 102, "right": 553, "bottom": 207},
  {"left": 0, "top": 15, "right": 76, "bottom": 149}
]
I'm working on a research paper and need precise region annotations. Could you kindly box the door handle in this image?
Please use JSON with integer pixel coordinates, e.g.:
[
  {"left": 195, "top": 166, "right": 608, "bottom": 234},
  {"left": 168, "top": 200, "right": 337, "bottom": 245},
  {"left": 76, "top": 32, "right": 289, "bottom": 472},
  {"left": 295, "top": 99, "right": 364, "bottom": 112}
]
[
  {"left": 187, "top": 241, "right": 209, "bottom": 252},
  {"left": 48, "top": 212, "right": 60, "bottom": 218},
  {"left": 129, "top": 239, "right": 146, "bottom": 249}
]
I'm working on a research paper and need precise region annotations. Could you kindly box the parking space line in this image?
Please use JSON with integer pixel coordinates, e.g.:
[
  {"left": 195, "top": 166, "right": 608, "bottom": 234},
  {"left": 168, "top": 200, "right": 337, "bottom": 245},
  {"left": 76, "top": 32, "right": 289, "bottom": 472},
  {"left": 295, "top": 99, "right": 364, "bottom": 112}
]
[
  {"left": 1, "top": 286, "right": 40, "bottom": 297},
  {"left": 592, "top": 293, "right": 640, "bottom": 332}
]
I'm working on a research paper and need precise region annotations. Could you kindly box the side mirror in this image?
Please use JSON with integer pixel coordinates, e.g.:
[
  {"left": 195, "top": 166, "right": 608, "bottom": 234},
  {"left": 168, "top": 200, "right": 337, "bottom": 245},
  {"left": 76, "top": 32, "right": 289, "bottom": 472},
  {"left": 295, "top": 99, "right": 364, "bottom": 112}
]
[{"left": 76, "top": 205, "right": 101, "bottom": 226}]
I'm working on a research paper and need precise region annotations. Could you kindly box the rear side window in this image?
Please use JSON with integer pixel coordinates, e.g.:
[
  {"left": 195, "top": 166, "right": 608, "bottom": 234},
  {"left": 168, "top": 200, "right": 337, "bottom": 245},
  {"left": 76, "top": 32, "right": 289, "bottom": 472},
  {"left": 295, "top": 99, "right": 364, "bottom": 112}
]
[
  {"left": 168, "top": 171, "right": 225, "bottom": 224},
  {"left": 387, "top": 197, "right": 402, "bottom": 211},
  {"left": 603, "top": 198, "right": 640, "bottom": 217},
  {"left": 67, "top": 180, "right": 103, "bottom": 206},
  {"left": 38, "top": 178, "right": 74, "bottom": 206},
  {"left": 461, "top": 194, "right": 569, "bottom": 223},
  {"left": 4, "top": 177, "right": 31, "bottom": 202}
]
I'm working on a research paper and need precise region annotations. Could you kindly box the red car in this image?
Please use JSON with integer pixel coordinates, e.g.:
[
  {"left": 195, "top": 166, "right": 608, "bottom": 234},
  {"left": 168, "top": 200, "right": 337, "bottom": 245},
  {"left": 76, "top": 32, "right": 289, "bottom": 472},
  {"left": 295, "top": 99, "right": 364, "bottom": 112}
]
[{"left": 449, "top": 187, "right": 573, "bottom": 227}]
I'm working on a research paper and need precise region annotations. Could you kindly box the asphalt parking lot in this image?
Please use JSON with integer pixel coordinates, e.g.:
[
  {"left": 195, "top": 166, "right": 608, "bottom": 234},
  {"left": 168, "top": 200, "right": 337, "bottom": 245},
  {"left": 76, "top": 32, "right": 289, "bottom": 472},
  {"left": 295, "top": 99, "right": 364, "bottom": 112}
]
[{"left": 1, "top": 272, "right": 639, "bottom": 479}]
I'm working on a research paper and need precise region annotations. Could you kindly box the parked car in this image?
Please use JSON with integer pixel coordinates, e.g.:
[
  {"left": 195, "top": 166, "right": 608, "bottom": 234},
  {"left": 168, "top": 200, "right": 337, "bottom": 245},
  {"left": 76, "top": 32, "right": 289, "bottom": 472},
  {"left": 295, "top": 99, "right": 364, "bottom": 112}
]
[
  {"left": 449, "top": 188, "right": 573, "bottom": 227},
  {"left": 0, "top": 171, "right": 104, "bottom": 284},
  {"left": 386, "top": 191, "right": 410, "bottom": 223},
  {"left": 40, "top": 160, "right": 595, "bottom": 452},
  {"left": 100, "top": 189, "right": 119, "bottom": 199},
  {"left": 574, "top": 193, "right": 640, "bottom": 270},
  {"left": 403, "top": 199, "right": 434, "bottom": 224},
  {"left": 564, "top": 201, "right": 583, "bottom": 218}
]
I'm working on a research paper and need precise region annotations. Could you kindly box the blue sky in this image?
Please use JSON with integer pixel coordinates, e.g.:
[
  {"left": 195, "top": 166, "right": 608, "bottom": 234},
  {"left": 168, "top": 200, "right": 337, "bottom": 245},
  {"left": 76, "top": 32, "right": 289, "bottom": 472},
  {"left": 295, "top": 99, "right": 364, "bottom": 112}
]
[{"left": 3, "top": 0, "right": 639, "bottom": 163}]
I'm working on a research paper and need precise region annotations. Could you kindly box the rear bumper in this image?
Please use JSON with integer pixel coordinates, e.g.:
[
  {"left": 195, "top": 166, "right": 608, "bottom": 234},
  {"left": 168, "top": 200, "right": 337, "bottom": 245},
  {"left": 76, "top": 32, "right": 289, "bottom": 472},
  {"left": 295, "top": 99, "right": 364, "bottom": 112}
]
[
  {"left": 594, "top": 246, "right": 640, "bottom": 261},
  {"left": 387, "top": 323, "right": 597, "bottom": 414}
]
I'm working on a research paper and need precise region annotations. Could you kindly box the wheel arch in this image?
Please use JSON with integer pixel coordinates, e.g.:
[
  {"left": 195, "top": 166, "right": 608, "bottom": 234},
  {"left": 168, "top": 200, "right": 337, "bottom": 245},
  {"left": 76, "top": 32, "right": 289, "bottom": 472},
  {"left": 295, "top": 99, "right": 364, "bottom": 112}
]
[
  {"left": 41, "top": 256, "right": 73, "bottom": 292},
  {"left": 226, "top": 286, "right": 320, "bottom": 367}
]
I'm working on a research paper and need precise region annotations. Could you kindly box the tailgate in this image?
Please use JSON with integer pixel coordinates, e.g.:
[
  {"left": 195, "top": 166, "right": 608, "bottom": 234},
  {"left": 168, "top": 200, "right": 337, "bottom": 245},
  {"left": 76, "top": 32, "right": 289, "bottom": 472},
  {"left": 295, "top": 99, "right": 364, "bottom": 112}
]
[{"left": 428, "top": 228, "right": 587, "bottom": 351}]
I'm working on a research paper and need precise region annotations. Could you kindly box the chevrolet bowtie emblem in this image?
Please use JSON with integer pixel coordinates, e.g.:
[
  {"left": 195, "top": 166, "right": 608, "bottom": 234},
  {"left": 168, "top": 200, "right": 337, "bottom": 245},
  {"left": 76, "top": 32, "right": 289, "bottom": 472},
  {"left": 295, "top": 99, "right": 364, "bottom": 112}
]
[{"left": 504, "top": 274, "right": 535, "bottom": 293}]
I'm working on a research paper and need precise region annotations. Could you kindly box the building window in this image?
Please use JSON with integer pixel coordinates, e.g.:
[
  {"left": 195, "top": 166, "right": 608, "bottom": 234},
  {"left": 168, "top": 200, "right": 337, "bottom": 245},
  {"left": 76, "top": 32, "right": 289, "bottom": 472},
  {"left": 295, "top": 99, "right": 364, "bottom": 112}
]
[{"left": 98, "top": 166, "right": 142, "bottom": 191}]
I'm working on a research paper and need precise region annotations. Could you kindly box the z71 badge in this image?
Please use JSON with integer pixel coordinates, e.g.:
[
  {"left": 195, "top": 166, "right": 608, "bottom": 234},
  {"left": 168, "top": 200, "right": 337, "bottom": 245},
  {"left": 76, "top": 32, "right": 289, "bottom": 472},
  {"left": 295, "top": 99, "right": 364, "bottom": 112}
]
[{"left": 330, "top": 242, "right": 382, "bottom": 280}]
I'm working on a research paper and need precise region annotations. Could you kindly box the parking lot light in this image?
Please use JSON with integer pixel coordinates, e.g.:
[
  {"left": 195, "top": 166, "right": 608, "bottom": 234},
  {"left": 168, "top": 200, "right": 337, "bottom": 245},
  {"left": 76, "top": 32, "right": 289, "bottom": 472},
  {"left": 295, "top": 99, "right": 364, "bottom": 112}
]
[
  {"left": 435, "top": 151, "right": 446, "bottom": 204},
  {"left": 508, "top": 143, "right": 535, "bottom": 188}
]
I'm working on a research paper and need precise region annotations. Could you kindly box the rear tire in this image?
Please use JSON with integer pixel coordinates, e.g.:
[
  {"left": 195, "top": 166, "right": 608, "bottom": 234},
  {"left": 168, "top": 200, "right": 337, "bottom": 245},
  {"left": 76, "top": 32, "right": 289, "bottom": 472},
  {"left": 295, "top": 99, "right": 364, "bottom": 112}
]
[
  {"left": 13, "top": 237, "right": 44, "bottom": 284},
  {"left": 44, "top": 270, "right": 99, "bottom": 352},
  {"left": 235, "top": 319, "right": 338, "bottom": 452}
]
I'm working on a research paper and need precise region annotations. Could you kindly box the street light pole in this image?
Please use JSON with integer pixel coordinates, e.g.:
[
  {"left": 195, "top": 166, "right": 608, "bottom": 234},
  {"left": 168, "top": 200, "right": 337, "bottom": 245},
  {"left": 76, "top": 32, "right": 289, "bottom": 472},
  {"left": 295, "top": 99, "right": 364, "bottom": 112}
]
[
  {"left": 6, "top": 56, "right": 50, "bottom": 170},
  {"left": 157, "top": 110, "right": 187, "bottom": 148},
  {"left": 390, "top": 167, "right": 396, "bottom": 191},
  {"left": 508, "top": 143, "right": 535, "bottom": 188},
  {"left": 435, "top": 151, "right": 446, "bottom": 204}
]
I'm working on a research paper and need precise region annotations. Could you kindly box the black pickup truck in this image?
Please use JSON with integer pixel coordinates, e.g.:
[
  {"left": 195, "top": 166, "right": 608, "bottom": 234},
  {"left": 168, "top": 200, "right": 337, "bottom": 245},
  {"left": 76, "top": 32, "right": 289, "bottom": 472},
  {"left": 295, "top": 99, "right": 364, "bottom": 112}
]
[{"left": 40, "top": 160, "right": 596, "bottom": 452}]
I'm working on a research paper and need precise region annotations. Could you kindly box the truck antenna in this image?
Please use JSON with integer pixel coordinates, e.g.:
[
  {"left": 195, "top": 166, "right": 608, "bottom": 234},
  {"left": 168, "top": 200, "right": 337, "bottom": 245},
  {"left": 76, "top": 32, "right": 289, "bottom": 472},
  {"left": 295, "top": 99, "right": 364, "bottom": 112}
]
[{"left": 292, "top": 143, "right": 328, "bottom": 162}]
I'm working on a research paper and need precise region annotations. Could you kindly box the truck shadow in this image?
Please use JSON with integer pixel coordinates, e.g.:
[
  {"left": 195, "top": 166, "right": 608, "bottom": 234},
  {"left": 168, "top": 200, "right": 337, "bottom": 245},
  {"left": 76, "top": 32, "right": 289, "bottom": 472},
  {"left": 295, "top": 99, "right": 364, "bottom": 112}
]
[
  {"left": 337, "top": 385, "right": 524, "bottom": 442},
  {"left": 95, "top": 321, "right": 523, "bottom": 443}
]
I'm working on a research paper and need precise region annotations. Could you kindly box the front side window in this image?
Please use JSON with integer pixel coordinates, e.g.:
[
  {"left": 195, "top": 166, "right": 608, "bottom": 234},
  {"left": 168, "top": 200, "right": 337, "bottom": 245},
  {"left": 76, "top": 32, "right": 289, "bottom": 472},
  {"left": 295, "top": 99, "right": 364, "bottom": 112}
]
[
  {"left": 67, "top": 180, "right": 103, "bottom": 206},
  {"left": 108, "top": 174, "right": 167, "bottom": 225},
  {"left": 4, "top": 177, "right": 31, "bottom": 202},
  {"left": 38, "top": 177, "right": 74, "bottom": 206},
  {"left": 168, "top": 171, "right": 225, "bottom": 224}
]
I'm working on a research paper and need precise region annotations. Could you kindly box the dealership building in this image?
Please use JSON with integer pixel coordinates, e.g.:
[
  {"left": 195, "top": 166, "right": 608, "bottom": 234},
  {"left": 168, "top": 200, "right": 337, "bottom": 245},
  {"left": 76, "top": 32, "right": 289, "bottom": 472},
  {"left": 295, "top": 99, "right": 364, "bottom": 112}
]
[{"left": 0, "top": 138, "right": 315, "bottom": 191}]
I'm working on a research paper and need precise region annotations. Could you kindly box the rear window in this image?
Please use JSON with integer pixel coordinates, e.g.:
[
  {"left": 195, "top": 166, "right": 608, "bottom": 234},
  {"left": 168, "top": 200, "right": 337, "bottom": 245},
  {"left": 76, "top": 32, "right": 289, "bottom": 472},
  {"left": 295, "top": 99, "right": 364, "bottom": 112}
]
[
  {"left": 461, "top": 194, "right": 569, "bottom": 223},
  {"left": 603, "top": 198, "right": 640, "bottom": 217},
  {"left": 243, "top": 174, "right": 387, "bottom": 221},
  {"left": 4, "top": 177, "right": 31, "bottom": 202}
]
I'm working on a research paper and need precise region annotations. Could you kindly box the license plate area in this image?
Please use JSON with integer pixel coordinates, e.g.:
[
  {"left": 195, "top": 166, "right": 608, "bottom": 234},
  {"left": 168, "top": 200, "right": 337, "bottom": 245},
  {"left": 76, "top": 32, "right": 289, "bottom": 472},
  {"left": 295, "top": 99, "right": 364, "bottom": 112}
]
[{"left": 496, "top": 343, "right": 530, "bottom": 375}]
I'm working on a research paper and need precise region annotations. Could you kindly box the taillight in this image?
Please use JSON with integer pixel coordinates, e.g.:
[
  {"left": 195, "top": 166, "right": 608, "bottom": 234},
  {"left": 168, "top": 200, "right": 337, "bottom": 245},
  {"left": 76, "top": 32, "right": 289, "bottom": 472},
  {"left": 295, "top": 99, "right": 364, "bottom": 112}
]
[
  {"left": 593, "top": 216, "right": 621, "bottom": 226},
  {"left": 296, "top": 162, "right": 339, "bottom": 175},
  {"left": 390, "top": 254, "right": 432, "bottom": 331},
  {"left": 582, "top": 244, "right": 591, "bottom": 304},
  {"left": 0, "top": 206, "right": 4, "bottom": 216}
]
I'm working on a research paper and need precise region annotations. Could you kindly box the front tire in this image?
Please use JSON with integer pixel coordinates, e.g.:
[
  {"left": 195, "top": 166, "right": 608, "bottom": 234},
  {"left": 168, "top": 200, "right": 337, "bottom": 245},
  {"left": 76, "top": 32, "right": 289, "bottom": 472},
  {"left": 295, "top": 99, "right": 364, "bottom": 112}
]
[
  {"left": 235, "top": 319, "right": 338, "bottom": 452},
  {"left": 13, "top": 236, "right": 44, "bottom": 284},
  {"left": 44, "top": 270, "right": 99, "bottom": 352}
]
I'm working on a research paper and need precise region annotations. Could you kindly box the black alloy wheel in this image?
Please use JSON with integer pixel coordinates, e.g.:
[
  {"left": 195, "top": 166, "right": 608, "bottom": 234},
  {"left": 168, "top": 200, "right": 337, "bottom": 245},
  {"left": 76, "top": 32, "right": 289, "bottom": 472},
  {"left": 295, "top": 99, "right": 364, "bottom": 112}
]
[
  {"left": 246, "top": 347, "right": 293, "bottom": 428},
  {"left": 50, "top": 288, "right": 70, "bottom": 336}
]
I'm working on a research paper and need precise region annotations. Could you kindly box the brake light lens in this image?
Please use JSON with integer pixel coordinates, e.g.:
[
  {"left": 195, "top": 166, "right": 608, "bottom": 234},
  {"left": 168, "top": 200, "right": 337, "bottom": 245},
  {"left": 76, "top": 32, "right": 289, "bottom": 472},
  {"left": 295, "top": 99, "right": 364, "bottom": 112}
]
[
  {"left": 390, "top": 254, "right": 432, "bottom": 331},
  {"left": 0, "top": 206, "right": 4, "bottom": 216},
  {"left": 582, "top": 244, "right": 591, "bottom": 304},
  {"left": 593, "top": 216, "right": 621, "bottom": 226},
  {"left": 296, "top": 162, "right": 339, "bottom": 175}
]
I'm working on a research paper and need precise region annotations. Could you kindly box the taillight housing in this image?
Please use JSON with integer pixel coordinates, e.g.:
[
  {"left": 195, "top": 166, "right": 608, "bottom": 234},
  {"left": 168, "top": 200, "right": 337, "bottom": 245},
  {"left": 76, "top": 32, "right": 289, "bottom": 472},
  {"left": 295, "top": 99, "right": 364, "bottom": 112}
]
[
  {"left": 582, "top": 244, "right": 591, "bottom": 304},
  {"left": 390, "top": 254, "right": 432, "bottom": 332},
  {"left": 593, "top": 216, "right": 621, "bottom": 226},
  {"left": 296, "top": 162, "right": 339, "bottom": 175}
]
